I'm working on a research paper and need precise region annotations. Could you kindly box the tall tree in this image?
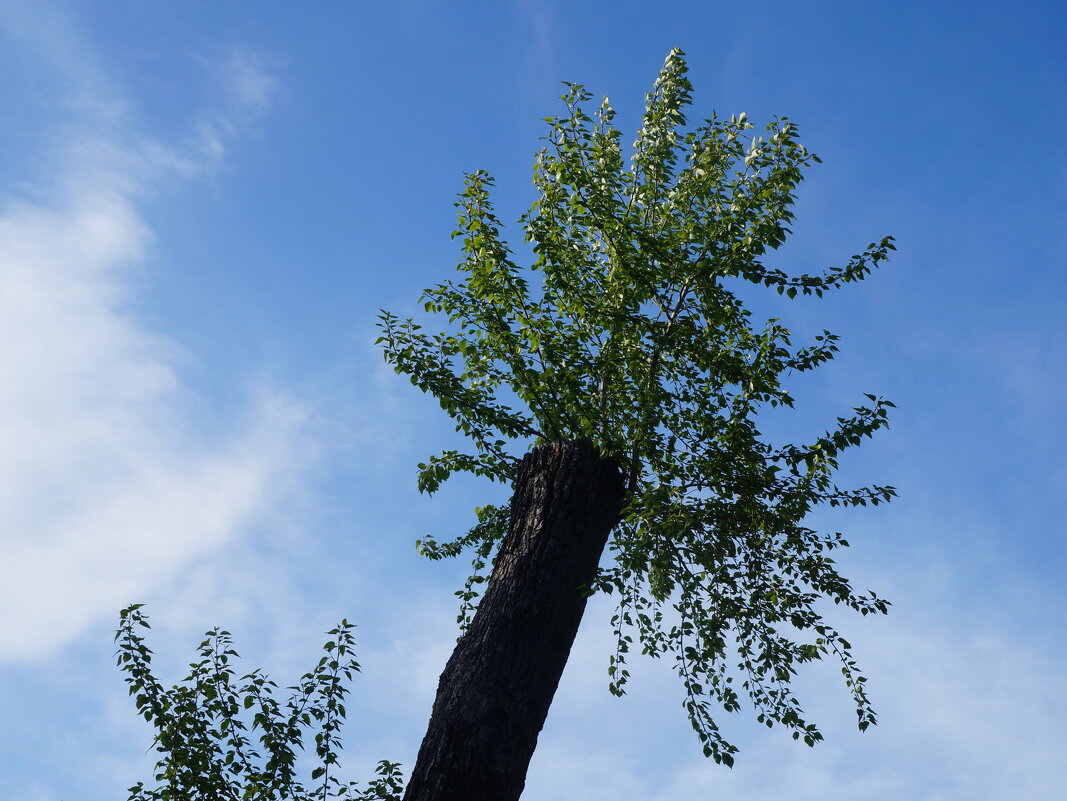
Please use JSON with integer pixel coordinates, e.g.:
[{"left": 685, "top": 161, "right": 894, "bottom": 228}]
[{"left": 379, "top": 48, "right": 896, "bottom": 801}]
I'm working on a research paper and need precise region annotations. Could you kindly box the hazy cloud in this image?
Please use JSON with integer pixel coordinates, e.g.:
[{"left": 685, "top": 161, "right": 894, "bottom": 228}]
[
  {"left": 519, "top": 577, "right": 1067, "bottom": 801},
  {"left": 0, "top": 33, "right": 305, "bottom": 662}
]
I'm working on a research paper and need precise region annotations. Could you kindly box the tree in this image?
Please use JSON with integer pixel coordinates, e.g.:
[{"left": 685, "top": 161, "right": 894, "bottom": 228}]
[
  {"left": 115, "top": 605, "right": 404, "bottom": 801},
  {"left": 377, "top": 48, "right": 896, "bottom": 801}
]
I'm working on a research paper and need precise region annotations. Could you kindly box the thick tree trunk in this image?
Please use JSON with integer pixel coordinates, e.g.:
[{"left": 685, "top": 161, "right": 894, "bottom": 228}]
[{"left": 401, "top": 439, "right": 625, "bottom": 801}]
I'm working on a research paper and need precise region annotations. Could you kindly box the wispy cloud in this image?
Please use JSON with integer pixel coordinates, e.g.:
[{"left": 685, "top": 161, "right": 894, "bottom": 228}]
[
  {"left": 221, "top": 46, "right": 278, "bottom": 116},
  {"left": 0, "top": 0, "right": 126, "bottom": 124},
  {"left": 0, "top": 14, "right": 305, "bottom": 663},
  {"left": 192, "top": 44, "right": 280, "bottom": 163}
]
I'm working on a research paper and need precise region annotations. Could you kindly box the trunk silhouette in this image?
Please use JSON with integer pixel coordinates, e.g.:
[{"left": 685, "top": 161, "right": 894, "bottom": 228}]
[{"left": 402, "top": 439, "right": 625, "bottom": 801}]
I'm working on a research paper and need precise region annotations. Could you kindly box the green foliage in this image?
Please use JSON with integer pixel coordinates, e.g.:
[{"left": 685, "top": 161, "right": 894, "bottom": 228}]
[
  {"left": 378, "top": 48, "right": 896, "bottom": 763},
  {"left": 115, "top": 605, "right": 404, "bottom": 801}
]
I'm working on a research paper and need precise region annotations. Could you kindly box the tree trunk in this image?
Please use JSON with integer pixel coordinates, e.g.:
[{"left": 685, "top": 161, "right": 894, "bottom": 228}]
[{"left": 401, "top": 439, "right": 625, "bottom": 801}]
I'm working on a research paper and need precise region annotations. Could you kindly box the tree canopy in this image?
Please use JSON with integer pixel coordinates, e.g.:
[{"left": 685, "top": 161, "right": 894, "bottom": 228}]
[{"left": 378, "top": 48, "right": 896, "bottom": 764}]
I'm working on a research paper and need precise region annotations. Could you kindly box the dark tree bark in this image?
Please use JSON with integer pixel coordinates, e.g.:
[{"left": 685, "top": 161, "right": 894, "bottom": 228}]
[{"left": 402, "top": 439, "right": 626, "bottom": 801}]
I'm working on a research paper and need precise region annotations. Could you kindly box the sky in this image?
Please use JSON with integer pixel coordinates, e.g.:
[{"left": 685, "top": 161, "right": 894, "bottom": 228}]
[{"left": 0, "top": 1, "right": 1064, "bottom": 799}]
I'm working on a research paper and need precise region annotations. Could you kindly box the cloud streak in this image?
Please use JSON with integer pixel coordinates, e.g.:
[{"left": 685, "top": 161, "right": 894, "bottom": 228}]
[{"left": 0, "top": 27, "right": 303, "bottom": 663}]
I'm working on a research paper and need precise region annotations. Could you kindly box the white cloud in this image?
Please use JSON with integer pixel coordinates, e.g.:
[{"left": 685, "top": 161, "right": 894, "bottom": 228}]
[
  {"left": 640, "top": 619, "right": 1065, "bottom": 801},
  {"left": 222, "top": 46, "right": 278, "bottom": 116},
  {"left": 516, "top": 575, "right": 1067, "bottom": 801},
  {"left": 0, "top": 35, "right": 306, "bottom": 663},
  {"left": 190, "top": 44, "right": 280, "bottom": 165}
]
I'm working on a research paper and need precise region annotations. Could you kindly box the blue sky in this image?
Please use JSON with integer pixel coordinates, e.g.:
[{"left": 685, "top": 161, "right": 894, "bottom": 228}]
[{"left": 1, "top": 1, "right": 1064, "bottom": 798}]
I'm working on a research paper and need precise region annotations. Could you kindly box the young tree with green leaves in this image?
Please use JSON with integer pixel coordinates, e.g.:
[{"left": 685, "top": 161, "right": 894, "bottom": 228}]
[
  {"left": 378, "top": 48, "right": 895, "bottom": 801},
  {"left": 115, "top": 605, "right": 404, "bottom": 801}
]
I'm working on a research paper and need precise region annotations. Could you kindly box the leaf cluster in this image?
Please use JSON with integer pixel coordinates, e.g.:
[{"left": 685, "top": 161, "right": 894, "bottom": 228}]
[
  {"left": 378, "top": 48, "right": 896, "bottom": 762},
  {"left": 115, "top": 605, "right": 404, "bottom": 801}
]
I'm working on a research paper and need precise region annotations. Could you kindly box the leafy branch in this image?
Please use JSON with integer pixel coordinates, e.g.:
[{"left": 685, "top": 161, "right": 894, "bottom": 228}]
[{"left": 116, "top": 605, "right": 404, "bottom": 801}]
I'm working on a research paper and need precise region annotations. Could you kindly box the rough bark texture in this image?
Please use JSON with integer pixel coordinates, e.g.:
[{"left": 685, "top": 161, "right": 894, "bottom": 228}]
[{"left": 402, "top": 439, "right": 625, "bottom": 801}]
